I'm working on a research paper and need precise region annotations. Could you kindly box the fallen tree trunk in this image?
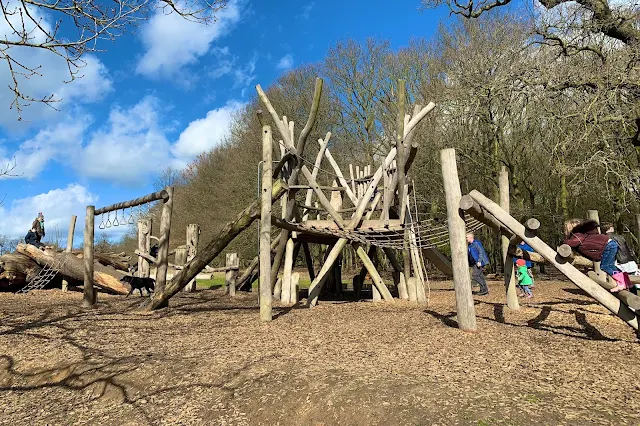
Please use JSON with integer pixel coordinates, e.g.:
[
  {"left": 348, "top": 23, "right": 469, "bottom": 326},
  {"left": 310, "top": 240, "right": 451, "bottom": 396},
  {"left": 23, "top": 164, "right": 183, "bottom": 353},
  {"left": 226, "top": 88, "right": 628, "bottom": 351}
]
[
  {"left": 0, "top": 253, "right": 42, "bottom": 288},
  {"left": 73, "top": 250, "right": 131, "bottom": 271},
  {"left": 17, "top": 244, "right": 129, "bottom": 295},
  {"left": 147, "top": 180, "right": 287, "bottom": 310}
]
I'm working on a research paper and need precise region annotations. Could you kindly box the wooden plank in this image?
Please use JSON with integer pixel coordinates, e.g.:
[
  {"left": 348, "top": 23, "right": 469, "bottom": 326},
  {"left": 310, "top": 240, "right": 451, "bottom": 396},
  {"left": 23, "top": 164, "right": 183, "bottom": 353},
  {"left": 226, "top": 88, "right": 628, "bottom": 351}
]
[
  {"left": 95, "top": 190, "right": 168, "bottom": 215},
  {"left": 441, "top": 148, "right": 476, "bottom": 331},
  {"left": 303, "top": 134, "right": 331, "bottom": 220}
]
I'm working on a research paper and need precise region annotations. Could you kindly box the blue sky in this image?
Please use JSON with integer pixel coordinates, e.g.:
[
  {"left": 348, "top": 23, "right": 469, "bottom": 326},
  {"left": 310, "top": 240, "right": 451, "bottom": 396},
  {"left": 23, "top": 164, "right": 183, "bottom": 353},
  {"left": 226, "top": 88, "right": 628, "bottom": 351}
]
[{"left": 0, "top": 0, "right": 449, "bottom": 243}]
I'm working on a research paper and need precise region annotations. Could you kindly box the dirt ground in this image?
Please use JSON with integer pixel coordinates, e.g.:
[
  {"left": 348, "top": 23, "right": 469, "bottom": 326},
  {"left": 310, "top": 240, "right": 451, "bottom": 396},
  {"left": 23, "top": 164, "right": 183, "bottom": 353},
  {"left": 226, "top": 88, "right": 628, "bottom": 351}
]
[{"left": 0, "top": 279, "right": 639, "bottom": 426}]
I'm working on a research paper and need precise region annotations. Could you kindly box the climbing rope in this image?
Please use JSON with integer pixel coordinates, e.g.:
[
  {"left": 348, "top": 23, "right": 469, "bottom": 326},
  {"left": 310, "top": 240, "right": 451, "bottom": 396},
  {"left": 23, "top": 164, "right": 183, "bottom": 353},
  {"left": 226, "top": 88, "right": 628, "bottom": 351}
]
[{"left": 16, "top": 255, "right": 68, "bottom": 294}]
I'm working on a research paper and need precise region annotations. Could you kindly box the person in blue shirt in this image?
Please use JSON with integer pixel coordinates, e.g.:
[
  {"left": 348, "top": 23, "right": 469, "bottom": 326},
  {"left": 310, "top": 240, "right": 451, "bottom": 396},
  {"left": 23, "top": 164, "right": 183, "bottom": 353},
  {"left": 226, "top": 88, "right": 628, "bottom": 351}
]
[
  {"left": 513, "top": 240, "right": 536, "bottom": 287},
  {"left": 467, "top": 232, "right": 490, "bottom": 295}
]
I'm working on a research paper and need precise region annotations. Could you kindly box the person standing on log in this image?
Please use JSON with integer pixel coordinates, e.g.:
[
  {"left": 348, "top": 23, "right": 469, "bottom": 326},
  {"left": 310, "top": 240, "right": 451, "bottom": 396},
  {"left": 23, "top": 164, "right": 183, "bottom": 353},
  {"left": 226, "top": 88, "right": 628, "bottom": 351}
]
[
  {"left": 31, "top": 213, "right": 45, "bottom": 245},
  {"left": 602, "top": 223, "right": 639, "bottom": 276},
  {"left": 466, "top": 232, "right": 489, "bottom": 296},
  {"left": 564, "top": 219, "right": 628, "bottom": 292}
]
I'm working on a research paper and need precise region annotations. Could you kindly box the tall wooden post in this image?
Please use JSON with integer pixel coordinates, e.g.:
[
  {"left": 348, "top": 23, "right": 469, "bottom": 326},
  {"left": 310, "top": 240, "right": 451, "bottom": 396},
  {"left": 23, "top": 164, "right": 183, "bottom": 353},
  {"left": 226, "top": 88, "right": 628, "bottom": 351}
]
[
  {"left": 83, "top": 206, "right": 96, "bottom": 307},
  {"left": 155, "top": 186, "right": 174, "bottom": 308},
  {"left": 636, "top": 214, "right": 640, "bottom": 255},
  {"left": 137, "top": 219, "right": 151, "bottom": 278},
  {"left": 226, "top": 252, "right": 238, "bottom": 297},
  {"left": 185, "top": 224, "right": 200, "bottom": 292},
  {"left": 260, "top": 124, "right": 273, "bottom": 321},
  {"left": 282, "top": 238, "right": 294, "bottom": 304},
  {"left": 587, "top": 210, "right": 600, "bottom": 233},
  {"left": 62, "top": 215, "right": 76, "bottom": 292},
  {"left": 440, "top": 148, "right": 477, "bottom": 331},
  {"left": 500, "top": 167, "right": 519, "bottom": 310}
]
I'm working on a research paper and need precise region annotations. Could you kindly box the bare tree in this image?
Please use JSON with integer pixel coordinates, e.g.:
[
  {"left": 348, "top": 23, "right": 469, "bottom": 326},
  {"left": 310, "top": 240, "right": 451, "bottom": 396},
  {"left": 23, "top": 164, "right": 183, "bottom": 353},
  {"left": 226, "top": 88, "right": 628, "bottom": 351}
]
[
  {"left": 1, "top": 0, "right": 227, "bottom": 118},
  {"left": 420, "top": 0, "right": 639, "bottom": 47}
]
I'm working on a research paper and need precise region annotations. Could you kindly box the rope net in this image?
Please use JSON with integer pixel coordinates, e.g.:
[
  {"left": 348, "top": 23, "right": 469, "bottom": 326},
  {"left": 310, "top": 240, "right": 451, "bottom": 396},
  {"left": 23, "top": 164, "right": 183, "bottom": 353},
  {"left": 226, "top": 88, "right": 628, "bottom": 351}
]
[
  {"left": 16, "top": 256, "right": 67, "bottom": 294},
  {"left": 282, "top": 214, "right": 485, "bottom": 250}
]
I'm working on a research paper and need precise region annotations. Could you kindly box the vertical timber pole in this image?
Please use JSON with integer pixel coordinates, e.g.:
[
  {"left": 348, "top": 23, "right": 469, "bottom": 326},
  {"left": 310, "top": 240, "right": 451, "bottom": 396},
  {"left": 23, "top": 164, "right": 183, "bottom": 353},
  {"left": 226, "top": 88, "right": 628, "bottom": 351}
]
[
  {"left": 62, "top": 215, "right": 76, "bottom": 292},
  {"left": 83, "top": 206, "right": 96, "bottom": 307},
  {"left": 500, "top": 167, "right": 519, "bottom": 310},
  {"left": 440, "top": 148, "right": 477, "bottom": 331},
  {"left": 185, "top": 224, "right": 200, "bottom": 292},
  {"left": 226, "top": 252, "right": 238, "bottom": 297},
  {"left": 137, "top": 219, "right": 151, "bottom": 278},
  {"left": 636, "top": 214, "right": 640, "bottom": 255},
  {"left": 155, "top": 186, "right": 174, "bottom": 308},
  {"left": 260, "top": 124, "right": 273, "bottom": 321},
  {"left": 587, "top": 210, "right": 600, "bottom": 233}
]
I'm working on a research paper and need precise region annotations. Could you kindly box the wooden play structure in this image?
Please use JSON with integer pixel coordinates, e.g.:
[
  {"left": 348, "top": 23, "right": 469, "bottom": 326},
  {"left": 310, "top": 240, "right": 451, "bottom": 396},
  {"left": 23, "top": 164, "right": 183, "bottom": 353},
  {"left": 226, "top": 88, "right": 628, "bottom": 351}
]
[{"left": 4, "top": 75, "right": 639, "bottom": 334}]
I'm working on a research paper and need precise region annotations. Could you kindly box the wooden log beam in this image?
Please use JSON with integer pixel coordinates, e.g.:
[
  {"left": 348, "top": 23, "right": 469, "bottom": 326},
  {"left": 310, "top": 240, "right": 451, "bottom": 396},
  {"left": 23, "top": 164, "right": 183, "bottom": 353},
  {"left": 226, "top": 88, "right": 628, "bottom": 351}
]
[
  {"left": 154, "top": 186, "right": 174, "bottom": 307},
  {"left": 137, "top": 219, "right": 152, "bottom": 279},
  {"left": 0, "top": 253, "right": 42, "bottom": 288},
  {"left": 587, "top": 271, "right": 640, "bottom": 310},
  {"left": 500, "top": 166, "right": 519, "bottom": 311},
  {"left": 147, "top": 179, "right": 287, "bottom": 310},
  {"left": 62, "top": 215, "right": 77, "bottom": 291},
  {"left": 17, "top": 244, "right": 128, "bottom": 295},
  {"left": 83, "top": 205, "right": 96, "bottom": 306},
  {"left": 469, "top": 189, "right": 638, "bottom": 330},
  {"left": 226, "top": 252, "right": 238, "bottom": 297},
  {"left": 441, "top": 148, "right": 477, "bottom": 331},
  {"left": 354, "top": 244, "right": 394, "bottom": 302},
  {"left": 134, "top": 250, "right": 158, "bottom": 265},
  {"left": 185, "top": 224, "right": 200, "bottom": 292},
  {"left": 508, "top": 246, "right": 593, "bottom": 268},
  {"left": 95, "top": 190, "right": 168, "bottom": 215},
  {"left": 459, "top": 195, "right": 509, "bottom": 235}
]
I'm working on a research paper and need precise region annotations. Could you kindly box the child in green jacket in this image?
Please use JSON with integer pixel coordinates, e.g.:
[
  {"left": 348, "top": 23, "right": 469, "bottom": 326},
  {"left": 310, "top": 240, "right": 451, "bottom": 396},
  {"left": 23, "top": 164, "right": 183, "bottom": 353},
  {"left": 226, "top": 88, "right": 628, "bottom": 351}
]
[{"left": 516, "top": 259, "right": 533, "bottom": 298}]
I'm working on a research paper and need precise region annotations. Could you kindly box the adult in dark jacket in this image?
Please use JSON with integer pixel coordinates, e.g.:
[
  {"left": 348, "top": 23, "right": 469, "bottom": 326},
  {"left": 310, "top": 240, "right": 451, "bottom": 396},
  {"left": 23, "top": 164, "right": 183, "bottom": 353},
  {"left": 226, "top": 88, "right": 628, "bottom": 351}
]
[
  {"left": 25, "top": 228, "right": 44, "bottom": 249},
  {"left": 603, "top": 223, "right": 639, "bottom": 275},
  {"left": 467, "top": 232, "right": 490, "bottom": 295},
  {"left": 31, "top": 212, "right": 45, "bottom": 244},
  {"left": 564, "top": 219, "right": 619, "bottom": 276}
]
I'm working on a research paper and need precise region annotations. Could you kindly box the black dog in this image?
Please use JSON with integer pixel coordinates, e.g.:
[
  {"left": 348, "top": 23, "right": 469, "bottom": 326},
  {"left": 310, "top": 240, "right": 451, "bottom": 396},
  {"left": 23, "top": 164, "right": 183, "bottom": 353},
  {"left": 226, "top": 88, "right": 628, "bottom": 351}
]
[{"left": 120, "top": 275, "right": 155, "bottom": 297}]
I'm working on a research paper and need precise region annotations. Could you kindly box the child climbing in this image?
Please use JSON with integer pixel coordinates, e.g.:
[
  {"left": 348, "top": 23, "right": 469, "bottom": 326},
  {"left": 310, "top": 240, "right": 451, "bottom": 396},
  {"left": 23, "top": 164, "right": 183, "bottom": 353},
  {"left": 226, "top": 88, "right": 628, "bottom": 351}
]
[
  {"left": 515, "top": 259, "right": 533, "bottom": 298},
  {"left": 563, "top": 219, "right": 628, "bottom": 292}
]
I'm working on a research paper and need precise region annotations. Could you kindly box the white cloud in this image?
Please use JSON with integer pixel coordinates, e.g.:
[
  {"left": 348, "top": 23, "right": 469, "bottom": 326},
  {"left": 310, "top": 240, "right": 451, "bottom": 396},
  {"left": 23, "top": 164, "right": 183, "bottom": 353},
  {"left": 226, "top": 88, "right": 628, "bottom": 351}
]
[
  {"left": 0, "top": 1, "right": 112, "bottom": 129},
  {"left": 171, "top": 100, "right": 246, "bottom": 167},
  {"left": 77, "top": 97, "right": 173, "bottom": 184},
  {"left": 136, "top": 0, "right": 242, "bottom": 77},
  {"left": 299, "top": 2, "right": 315, "bottom": 19},
  {"left": 276, "top": 54, "right": 294, "bottom": 71},
  {"left": 0, "top": 184, "right": 98, "bottom": 239},
  {"left": 1, "top": 96, "right": 246, "bottom": 185},
  {"left": 0, "top": 117, "right": 90, "bottom": 179}
]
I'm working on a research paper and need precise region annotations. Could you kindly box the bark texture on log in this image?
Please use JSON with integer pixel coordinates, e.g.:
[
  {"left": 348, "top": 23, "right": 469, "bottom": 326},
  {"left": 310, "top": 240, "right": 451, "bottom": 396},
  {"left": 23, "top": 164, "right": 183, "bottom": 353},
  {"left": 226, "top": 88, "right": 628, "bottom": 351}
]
[
  {"left": 0, "top": 253, "right": 42, "bottom": 288},
  {"left": 17, "top": 244, "right": 128, "bottom": 295}
]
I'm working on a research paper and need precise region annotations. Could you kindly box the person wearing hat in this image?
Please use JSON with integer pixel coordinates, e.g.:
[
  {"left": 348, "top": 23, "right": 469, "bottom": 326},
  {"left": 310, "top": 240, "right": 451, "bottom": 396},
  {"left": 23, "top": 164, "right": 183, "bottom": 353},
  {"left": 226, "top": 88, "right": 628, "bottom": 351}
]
[
  {"left": 515, "top": 258, "right": 533, "bottom": 298},
  {"left": 31, "top": 212, "right": 46, "bottom": 245}
]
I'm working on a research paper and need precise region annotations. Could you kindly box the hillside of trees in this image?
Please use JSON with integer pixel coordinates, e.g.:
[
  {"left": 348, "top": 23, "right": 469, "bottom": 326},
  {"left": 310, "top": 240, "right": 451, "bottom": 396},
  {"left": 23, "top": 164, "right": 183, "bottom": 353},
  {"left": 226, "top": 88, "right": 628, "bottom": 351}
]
[{"left": 111, "top": 12, "right": 640, "bottom": 271}]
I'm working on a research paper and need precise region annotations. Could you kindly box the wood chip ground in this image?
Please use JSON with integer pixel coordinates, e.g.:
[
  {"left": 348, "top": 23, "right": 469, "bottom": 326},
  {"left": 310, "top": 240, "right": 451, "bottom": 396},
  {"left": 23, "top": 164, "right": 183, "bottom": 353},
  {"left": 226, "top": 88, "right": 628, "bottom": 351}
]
[{"left": 0, "top": 279, "right": 638, "bottom": 425}]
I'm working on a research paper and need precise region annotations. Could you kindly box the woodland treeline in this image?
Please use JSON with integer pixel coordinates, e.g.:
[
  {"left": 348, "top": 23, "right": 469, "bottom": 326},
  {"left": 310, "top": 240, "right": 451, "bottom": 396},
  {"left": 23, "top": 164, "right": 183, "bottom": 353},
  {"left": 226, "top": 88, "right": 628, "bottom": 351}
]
[{"left": 111, "top": 11, "right": 640, "bottom": 272}]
